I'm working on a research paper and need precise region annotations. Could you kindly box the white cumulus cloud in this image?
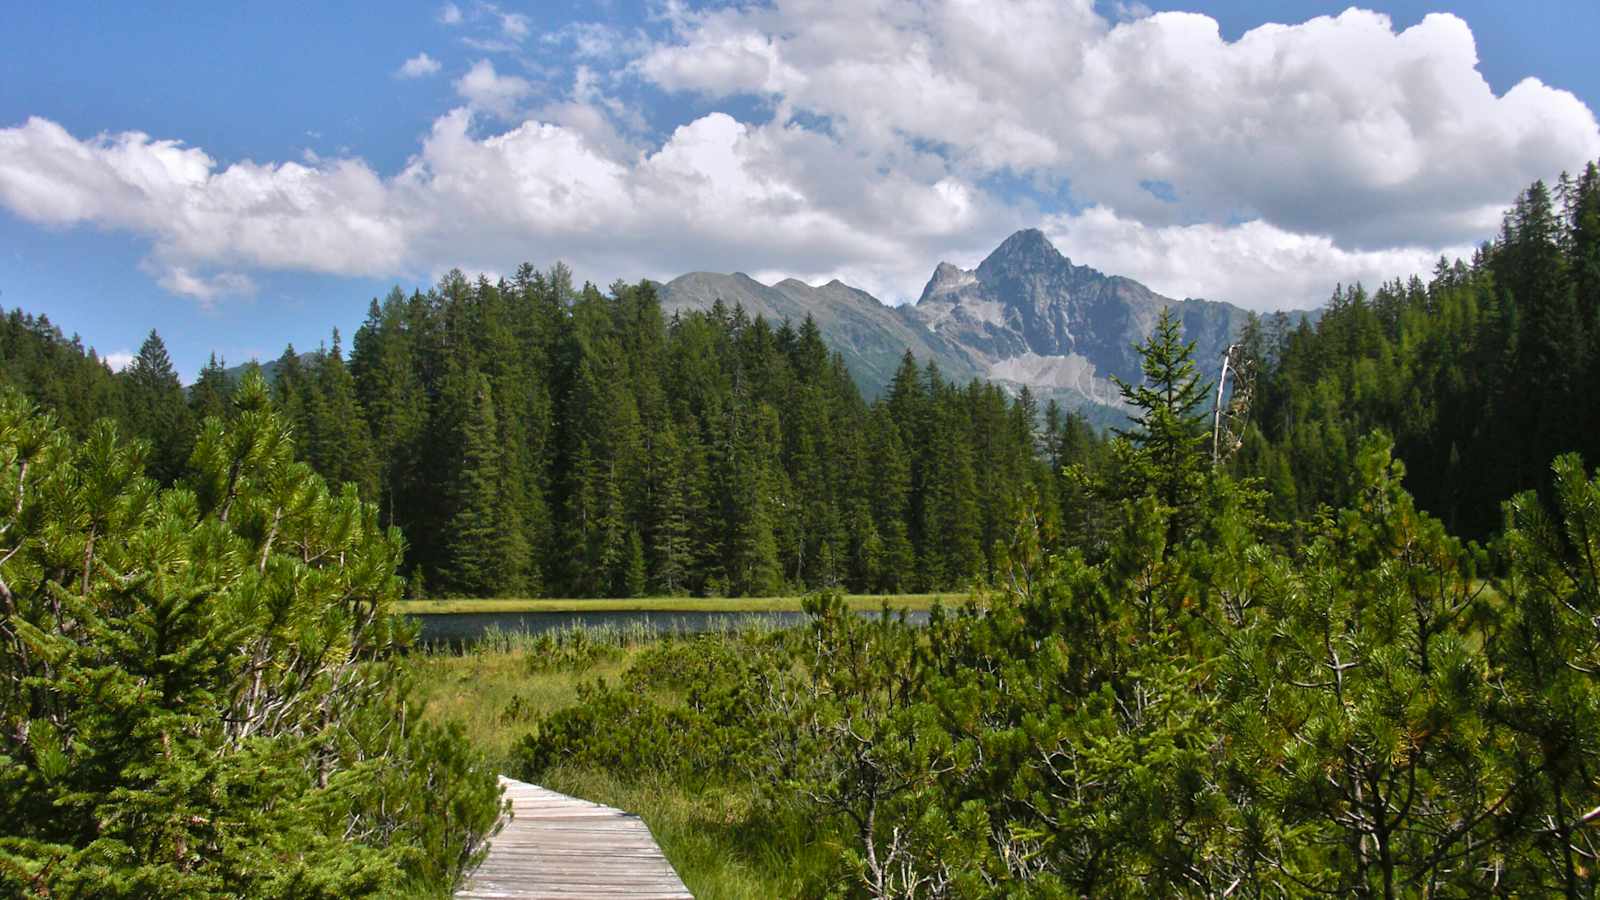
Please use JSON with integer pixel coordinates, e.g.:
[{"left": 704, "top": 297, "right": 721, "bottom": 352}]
[
  {"left": 397, "top": 52, "right": 442, "bottom": 79},
  {"left": 454, "top": 59, "right": 532, "bottom": 119},
  {"left": 1, "top": 2, "right": 1598, "bottom": 312},
  {"left": 1041, "top": 207, "right": 1468, "bottom": 312},
  {"left": 0, "top": 109, "right": 1009, "bottom": 304},
  {"left": 636, "top": 3, "right": 1600, "bottom": 252}
]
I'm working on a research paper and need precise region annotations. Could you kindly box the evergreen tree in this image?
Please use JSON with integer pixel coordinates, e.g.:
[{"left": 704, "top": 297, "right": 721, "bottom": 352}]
[
  {"left": 123, "top": 329, "right": 194, "bottom": 483},
  {"left": 1494, "top": 454, "right": 1600, "bottom": 894},
  {"left": 0, "top": 378, "right": 501, "bottom": 895},
  {"left": 307, "top": 328, "right": 378, "bottom": 498},
  {"left": 351, "top": 291, "right": 429, "bottom": 532},
  {"left": 446, "top": 372, "right": 519, "bottom": 595},
  {"left": 725, "top": 401, "right": 782, "bottom": 596},
  {"left": 1111, "top": 307, "right": 1213, "bottom": 544},
  {"left": 188, "top": 352, "right": 233, "bottom": 423},
  {"left": 648, "top": 421, "right": 696, "bottom": 595}
]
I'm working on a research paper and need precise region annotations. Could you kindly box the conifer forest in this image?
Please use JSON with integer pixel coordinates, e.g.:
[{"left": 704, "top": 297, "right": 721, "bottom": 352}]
[{"left": 6, "top": 157, "right": 1600, "bottom": 896}]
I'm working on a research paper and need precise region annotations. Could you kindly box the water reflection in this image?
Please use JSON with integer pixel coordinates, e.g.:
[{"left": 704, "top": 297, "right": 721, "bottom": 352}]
[{"left": 412, "top": 608, "right": 931, "bottom": 647}]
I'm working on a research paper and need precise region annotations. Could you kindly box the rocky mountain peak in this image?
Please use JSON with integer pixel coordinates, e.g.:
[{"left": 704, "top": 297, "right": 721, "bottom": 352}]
[
  {"left": 918, "top": 261, "right": 977, "bottom": 305},
  {"left": 978, "top": 228, "right": 1066, "bottom": 277},
  {"left": 657, "top": 227, "right": 1255, "bottom": 421}
]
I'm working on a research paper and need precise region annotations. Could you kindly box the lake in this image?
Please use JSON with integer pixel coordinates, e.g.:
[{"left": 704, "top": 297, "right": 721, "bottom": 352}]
[{"left": 412, "top": 608, "right": 932, "bottom": 646}]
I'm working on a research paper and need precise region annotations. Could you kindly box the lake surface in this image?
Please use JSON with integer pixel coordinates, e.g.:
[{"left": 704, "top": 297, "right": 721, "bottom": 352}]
[{"left": 412, "top": 608, "right": 931, "bottom": 646}]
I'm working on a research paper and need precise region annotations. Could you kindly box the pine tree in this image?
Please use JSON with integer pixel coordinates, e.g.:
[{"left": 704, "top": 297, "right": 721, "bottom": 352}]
[
  {"left": 726, "top": 401, "right": 782, "bottom": 596},
  {"left": 0, "top": 378, "right": 501, "bottom": 894},
  {"left": 648, "top": 421, "right": 696, "bottom": 595},
  {"left": 1226, "top": 436, "right": 1500, "bottom": 896},
  {"left": 447, "top": 372, "right": 513, "bottom": 595},
  {"left": 307, "top": 328, "right": 378, "bottom": 498},
  {"left": 188, "top": 352, "right": 233, "bottom": 423},
  {"left": 1111, "top": 307, "right": 1212, "bottom": 544},
  {"left": 123, "top": 329, "right": 194, "bottom": 483},
  {"left": 1494, "top": 453, "right": 1600, "bottom": 894}
]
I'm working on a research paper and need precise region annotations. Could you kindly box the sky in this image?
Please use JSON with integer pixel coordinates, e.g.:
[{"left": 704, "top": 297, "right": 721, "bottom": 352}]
[{"left": 2, "top": 1, "right": 1598, "bottom": 380}]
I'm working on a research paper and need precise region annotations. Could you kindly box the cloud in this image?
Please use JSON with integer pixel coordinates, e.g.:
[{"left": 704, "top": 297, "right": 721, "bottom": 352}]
[
  {"left": 2, "top": 3, "right": 1598, "bottom": 313},
  {"left": 101, "top": 350, "right": 134, "bottom": 372},
  {"left": 499, "top": 12, "right": 530, "bottom": 41},
  {"left": 396, "top": 52, "right": 442, "bottom": 79},
  {"left": 0, "top": 116, "right": 409, "bottom": 286},
  {"left": 0, "top": 109, "right": 1007, "bottom": 303},
  {"left": 544, "top": 23, "right": 642, "bottom": 60},
  {"left": 147, "top": 264, "right": 256, "bottom": 305},
  {"left": 454, "top": 59, "right": 532, "bottom": 118},
  {"left": 1110, "top": 1, "right": 1153, "bottom": 21},
  {"left": 1041, "top": 206, "right": 1467, "bottom": 312},
  {"left": 635, "top": 3, "right": 1600, "bottom": 251},
  {"left": 444, "top": 3, "right": 530, "bottom": 51}
]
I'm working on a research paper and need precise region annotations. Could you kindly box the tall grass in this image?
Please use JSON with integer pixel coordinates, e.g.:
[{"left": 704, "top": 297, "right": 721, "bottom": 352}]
[
  {"left": 412, "top": 621, "right": 810, "bottom": 895},
  {"left": 537, "top": 766, "right": 832, "bottom": 899}
]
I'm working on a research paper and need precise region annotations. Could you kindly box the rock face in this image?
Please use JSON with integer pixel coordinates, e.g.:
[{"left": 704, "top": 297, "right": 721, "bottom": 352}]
[
  {"left": 657, "top": 229, "right": 1257, "bottom": 418},
  {"left": 901, "top": 228, "right": 1250, "bottom": 406}
]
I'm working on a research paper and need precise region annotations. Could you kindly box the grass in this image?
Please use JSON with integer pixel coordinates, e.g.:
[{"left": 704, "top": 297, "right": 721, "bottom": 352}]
[
  {"left": 411, "top": 624, "right": 816, "bottom": 896},
  {"left": 412, "top": 624, "right": 648, "bottom": 763},
  {"left": 397, "top": 591, "right": 963, "bottom": 615},
  {"left": 535, "top": 766, "right": 829, "bottom": 899}
]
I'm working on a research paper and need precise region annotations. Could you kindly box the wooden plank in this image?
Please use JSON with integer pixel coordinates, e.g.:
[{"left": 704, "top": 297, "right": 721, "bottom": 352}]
[{"left": 456, "top": 776, "right": 693, "bottom": 899}]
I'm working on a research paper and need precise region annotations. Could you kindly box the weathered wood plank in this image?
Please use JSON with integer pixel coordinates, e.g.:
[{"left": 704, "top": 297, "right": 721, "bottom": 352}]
[{"left": 456, "top": 776, "right": 693, "bottom": 899}]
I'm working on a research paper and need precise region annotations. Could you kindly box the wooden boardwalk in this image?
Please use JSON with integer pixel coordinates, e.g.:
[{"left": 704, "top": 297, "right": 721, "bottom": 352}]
[{"left": 457, "top": 776, "right": 693, "bottom": 899}]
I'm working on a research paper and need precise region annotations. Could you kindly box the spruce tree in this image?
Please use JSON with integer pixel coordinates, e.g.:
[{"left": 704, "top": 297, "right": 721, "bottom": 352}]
[
  {"left": 726, "top": 401, "right": 782, "bottom": 596},
  {"left": 648, "top": 421, "right": 696, "bottom": 595},
  {"left": 446, "top": 372, "right": 511, "bottom": 595},
  {"left": 188, "top": 352, "right": 233, "bottom": 423},
  {"left": 1111, "top": 307, "right": 1212, "bottom": 544},
  {"left": 123, "top": 329, "right": 194, "bottom": 483},
  {"left": 308, "top": 328, "right": 379, "bottom": 498}
]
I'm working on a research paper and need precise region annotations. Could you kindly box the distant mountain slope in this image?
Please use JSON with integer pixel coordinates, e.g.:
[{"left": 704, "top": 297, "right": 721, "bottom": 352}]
[
  {"left": 659, "top": 229, "right": 1270, "bottom": 415},
  {"left": 221, "top": 351, "right": 312, "bottom": 386},
  {"left": 657, "top": 272, "right": 982, "bottom": 395}
]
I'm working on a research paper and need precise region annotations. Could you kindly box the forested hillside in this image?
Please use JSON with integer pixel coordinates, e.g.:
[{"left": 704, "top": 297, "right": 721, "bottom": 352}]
[
  {"left": 507, "top": 278, "right": 1600, "bottom": 895},
  {"left": 0, "top": 275, "right": 1097, "bottom": 598},
  {"left": 4, "top": 163, "right": 1598, "bottom": 597},
  {"left": 1235, "top": 163, "right": 1600, "bottom": 538},
  {"left": 5, "top": 163, "right": 1600, "bottom": 896}
]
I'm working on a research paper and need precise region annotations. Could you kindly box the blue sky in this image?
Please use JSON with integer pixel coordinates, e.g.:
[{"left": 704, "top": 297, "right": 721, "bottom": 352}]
[{"left": 3, "top": 1, "right": 1598, "bottom": 380}]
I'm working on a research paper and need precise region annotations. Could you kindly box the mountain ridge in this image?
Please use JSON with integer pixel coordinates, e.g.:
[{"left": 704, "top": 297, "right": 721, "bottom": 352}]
[{"left": 658, "top": 229, "right": 1276, "bottom": 417}]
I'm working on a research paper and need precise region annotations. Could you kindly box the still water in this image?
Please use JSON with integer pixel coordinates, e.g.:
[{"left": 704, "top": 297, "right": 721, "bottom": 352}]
[{"left": 412, "top": 608, "right": 931, "bottom": 646}]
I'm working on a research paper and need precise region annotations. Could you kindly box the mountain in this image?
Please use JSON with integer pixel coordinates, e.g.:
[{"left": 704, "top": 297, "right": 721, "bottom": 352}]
[
  {"left": 659, "top": 229, "right": 1261, "bottom": 417},
  {"left": 904, "top": 228, "right": 1251, "bottom": 406},
  {"left": 220, "top": 351, "right": 313, "bottom": 386},
  {"left": 655, "top": 271, "right": 980, "bottom": 393}
]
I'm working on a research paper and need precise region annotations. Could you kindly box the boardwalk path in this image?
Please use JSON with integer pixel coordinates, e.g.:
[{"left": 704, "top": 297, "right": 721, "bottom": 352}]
[{"left": 456, "top": 776, "right": 693, "bottom": 899}]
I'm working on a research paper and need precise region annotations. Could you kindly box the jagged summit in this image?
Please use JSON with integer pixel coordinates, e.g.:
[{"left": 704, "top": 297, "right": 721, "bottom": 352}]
[
  {"left": 657, "top": 227, "right": 1255, "bottom": 419},
  {"left": 918, "top": 261, "right": 978, "bottom": 305},
  {"left": 980, "top": 228, "right": 1064, "bottom": 270}
]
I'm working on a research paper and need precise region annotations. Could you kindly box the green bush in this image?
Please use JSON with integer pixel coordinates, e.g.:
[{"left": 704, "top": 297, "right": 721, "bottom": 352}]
[{"left": 0, "top": 376, "right": 502, "bottom": 897}]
